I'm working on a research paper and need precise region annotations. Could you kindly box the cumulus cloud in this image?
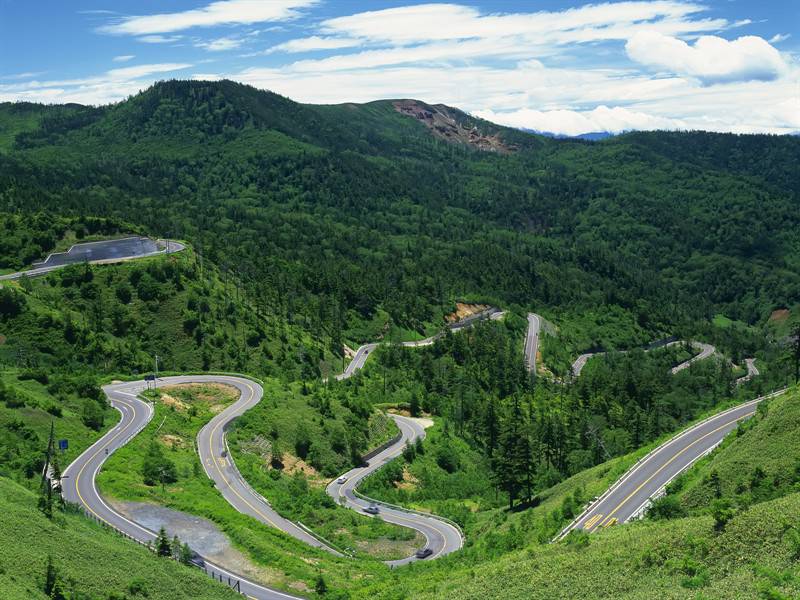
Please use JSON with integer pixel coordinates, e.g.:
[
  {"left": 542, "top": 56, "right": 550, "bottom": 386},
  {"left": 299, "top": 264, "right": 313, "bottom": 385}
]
[
  {"left": 7, "top": 1, "right": 798, "bottom": 135},
  {"left": 99, "top": 0, "right": 317, "bottom": 36},
  {"left": 474, "top": 105, "right": 687, "bottom": 136},
  {"left": 625, "top": 31, "right": 789, "bottom": 84}
]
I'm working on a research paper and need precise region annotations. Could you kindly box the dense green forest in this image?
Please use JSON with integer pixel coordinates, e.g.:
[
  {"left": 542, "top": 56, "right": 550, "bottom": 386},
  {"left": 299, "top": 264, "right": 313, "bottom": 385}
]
[
  {"left": 1, "top": 80, "right": 799, "bottom": 350},
  {"left": 0, "top": 80, "right": 799, "bottom": 599}
]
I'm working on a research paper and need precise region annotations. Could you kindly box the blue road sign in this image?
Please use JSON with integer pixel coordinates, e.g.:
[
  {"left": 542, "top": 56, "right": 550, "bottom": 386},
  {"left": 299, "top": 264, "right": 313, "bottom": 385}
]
[{"left": 58, "top": 439, "right": 68, "bottom": 451}]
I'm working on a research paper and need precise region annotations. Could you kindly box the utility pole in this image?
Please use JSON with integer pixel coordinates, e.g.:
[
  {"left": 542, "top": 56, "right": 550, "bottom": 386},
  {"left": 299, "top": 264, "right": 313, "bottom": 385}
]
[{"left": 154, "top": 354, "right": 160, "bottom": 389}]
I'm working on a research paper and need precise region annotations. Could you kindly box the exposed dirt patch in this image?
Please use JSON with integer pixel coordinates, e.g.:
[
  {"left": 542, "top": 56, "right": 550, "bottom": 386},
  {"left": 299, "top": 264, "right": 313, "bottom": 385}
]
[
  {"left": 343, "top": 344, "right": 357, "bottom": 359},
  {"left": 280, "top": 453, "right": 319, "bottom": 478},
  {"left": 163, "top": 382, "right": 239, "bottom": 405},
  {"left": 353, "top": 532, "right": 425, "bottom": 560},
  {"left": 396, "top": 466, "right": 419, "bottom": 491},
  {"left": 394, "top": 100, "right": 516, "bottom": 153},
  {"left": 110, "top": 501, "right": 288, "bottom": 588},
  {"left": 446, "top": 302, "right": 491, "bottom": 323},
  {"left": 160, "top": 434, "right": 186, "bottom": 449},
  {"left": 159, "top": 393, "right": 188, "bottom": 411},
  {"left": 0, "top": 334, "right": 6, "bottom": 345},
  {"left": 769, "top": 308, "right": 790, "bottom": 322}
]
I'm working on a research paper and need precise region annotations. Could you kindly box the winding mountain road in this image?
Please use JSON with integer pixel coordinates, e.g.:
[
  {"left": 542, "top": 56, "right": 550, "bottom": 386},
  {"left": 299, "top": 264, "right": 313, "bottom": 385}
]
[
  {"left": 326, "top": 415, "right": 463, "bottom": 566},
  {"left": 571, "top": 340, "right": 717, "bottom": 378},
  {"left": 61, "top": 378, "right": 300, "bottom": 600},
  {"left": 336, "top": 307, "right": 501, "bottom": 380},
  {"left": 736, "top": 358, "right": 759, "bottom": 385},
  {"left": 62, "top": 375, "right": 464, "bottom": 598},
  {"left": 45, "top": 235, "right": 763, "bottom": 584},
  {"left": 556, "top": 388, "right": 787, "bottom": 539}
]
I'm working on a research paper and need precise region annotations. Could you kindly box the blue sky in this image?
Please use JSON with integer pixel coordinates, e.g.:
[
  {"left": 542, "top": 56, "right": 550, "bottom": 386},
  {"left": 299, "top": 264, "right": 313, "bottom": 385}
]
[{"left": 0, "top": 0, "right": 797, "bottom": 134}]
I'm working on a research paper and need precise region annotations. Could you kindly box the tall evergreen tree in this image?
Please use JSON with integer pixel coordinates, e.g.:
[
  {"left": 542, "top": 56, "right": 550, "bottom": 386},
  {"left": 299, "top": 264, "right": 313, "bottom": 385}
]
[
  {"left": 492, "top": 397, "right": 532, "bottom": 509},
  {"left": 156, "top": 527, "right": 172, "bottom": 557}
]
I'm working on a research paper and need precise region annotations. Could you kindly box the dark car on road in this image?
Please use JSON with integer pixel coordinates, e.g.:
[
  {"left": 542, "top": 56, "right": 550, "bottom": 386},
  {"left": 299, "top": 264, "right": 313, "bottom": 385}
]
[
  {"left": 188, "top": 551, "right": 205, "bottom": 568},
  {"left": 415, "top": 548, "right": 433, "bottom": 559}
]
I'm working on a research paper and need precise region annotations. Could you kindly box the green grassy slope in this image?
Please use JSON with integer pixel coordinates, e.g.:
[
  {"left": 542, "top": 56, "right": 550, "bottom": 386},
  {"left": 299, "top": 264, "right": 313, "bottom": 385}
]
[
  {"left": 0, "top": 369, "right": 114, "bottom": 490},
  {"left": 389, "top": 493, "right": 800, "bottom": 600},
  {"left": 0, "top": 476, "right": 240, "bottom": 600},
  {"left": 353, "top": 386, "right": 800, "bottom": 599},
  {"left": 670, "top": 387, "right": 800, "bottom": 512}
]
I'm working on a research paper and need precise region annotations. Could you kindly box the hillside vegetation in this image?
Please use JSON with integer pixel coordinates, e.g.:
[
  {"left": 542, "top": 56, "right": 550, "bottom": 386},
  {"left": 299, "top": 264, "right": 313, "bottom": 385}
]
[
  {"left": 0, "top": 80, "right": 799, "bottom": 599},
  {"left": 354, "top": 387, "right": 800, "bottom": 599},
  {"left": 0, "top": 476, "right": 239, "bottom": 600},
  {"left": 2, "top": 80, "right": 799, "bottom": 350}
]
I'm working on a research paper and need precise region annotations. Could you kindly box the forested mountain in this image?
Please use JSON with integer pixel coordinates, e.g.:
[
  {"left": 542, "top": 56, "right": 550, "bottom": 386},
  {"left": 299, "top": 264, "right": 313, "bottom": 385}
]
[
  {"left": 1, "top": 79, "right": 798, "bottom": 351},
  {"left": 1, "top": 79, "right": 800, "bottom": 600}
]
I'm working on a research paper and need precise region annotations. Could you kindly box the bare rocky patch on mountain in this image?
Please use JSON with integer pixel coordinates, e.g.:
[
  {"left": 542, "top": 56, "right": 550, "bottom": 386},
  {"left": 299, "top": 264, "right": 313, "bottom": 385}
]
[{"left": 393, "top": 99, "right": 516, "bottom": 153}]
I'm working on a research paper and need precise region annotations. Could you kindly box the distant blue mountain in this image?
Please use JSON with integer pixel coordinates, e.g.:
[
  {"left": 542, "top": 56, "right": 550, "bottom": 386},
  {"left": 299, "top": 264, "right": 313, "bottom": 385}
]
[{"left": 520, "top": 129, "right": 617, "bottom": 141}]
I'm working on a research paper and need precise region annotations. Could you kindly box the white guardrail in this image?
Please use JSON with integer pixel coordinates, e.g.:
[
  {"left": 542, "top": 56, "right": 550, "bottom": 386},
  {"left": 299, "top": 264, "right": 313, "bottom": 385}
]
[{"left": 553, "top": 387, "right": 788, "bottom": 542}]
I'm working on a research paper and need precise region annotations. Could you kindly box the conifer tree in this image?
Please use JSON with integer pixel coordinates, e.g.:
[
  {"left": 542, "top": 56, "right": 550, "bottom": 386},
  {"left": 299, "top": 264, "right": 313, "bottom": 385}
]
[{"left": 156, "top": 527, "right": 172, "bottom": 557}]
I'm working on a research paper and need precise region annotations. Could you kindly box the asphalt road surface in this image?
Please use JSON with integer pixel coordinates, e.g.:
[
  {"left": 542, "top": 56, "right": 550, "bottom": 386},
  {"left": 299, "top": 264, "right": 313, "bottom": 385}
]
[
  {"left": 336, "top": 307, "right": 501, "bottom": 380},
  {"left": 556, "top": 388, "right": 787, "bottom": 539},
  {"left": 61, "top": 375, "right": 463, "bottom": 596},
  {"left": 736, "top": 358, "right": 759, "bottom": 385},
  {"left": 0, "top": 236, "right": 185, "bottom": 281},
  {"left": 670, "top": 342, "right": 716, "bottom": 374},
  {"left": 524, "top": 313, "right": 542, "bottom": 373},
  {"left": 61, "top": 378, "right": 305, "bottom": 600},
  {"left": 571, "top": 340, "right": 717, "bottom": 378},
  {"left": 326, "top": 414, "right": 464, "bottom": 566}
]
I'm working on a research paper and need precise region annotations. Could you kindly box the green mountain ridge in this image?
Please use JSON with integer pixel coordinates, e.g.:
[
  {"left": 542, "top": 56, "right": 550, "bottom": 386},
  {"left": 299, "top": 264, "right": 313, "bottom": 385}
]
[{"left": 0, "top": 79, "right": 799, "bottom": 599}]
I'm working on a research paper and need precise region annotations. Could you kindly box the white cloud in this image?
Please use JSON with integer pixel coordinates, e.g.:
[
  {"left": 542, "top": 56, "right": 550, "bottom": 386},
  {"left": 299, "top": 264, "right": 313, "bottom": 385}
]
[
  {"left": 318, "top": 1, "right": 725, "bottom": 45},
  {"left": 769, "top": 33, "right": 791, "bottom": 44},
  {"left": 7, "top": 0, "right": 798, "bottom": 136},
  {"left": 196, "top": 36, "right": 243, "bottom": 51},
  {"left": 626, "top": 32, "right": 789, "bottom": 84},
  {"left": 0, "top": 71, "right": 46, "bottom": 81},
  {"left": 112, "top": 55, "right": 135, "bottom": 62},
  {"left": 0, "top": 63, "right": 193, "bottom": 105},
  {"left": 99, "top": 0, "right": 317, "bottom": 36},
  {"left": 137, "top": 35, "right": 183, "bottom": 44},
  {"left": 474, "top": 105, "right": 687, "bottom": 136},
  {"left": 266, "top": 36, "right": 363, "bottom": 54},
  {"left": 264, "top": 1, "right": 733, "bottom": 74},
  {"left": 106, "top": 63, "right": 193, "bottom": 80}
]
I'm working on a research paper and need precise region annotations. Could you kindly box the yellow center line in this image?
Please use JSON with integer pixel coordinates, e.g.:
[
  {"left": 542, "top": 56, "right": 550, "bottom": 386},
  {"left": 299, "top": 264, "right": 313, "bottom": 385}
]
[
  {"left": 597, "top": 411, "right": 753, "bottom": 528},
  {"left": 602, "top": 518, "right": 618, "bottom": 528},
  {"left": 583, "top": 514, "right": 603, "bottom": 529},
  {"left": 207, "top": 380, "right": 282, "bottom": 530},
  {"left": 74, "top": 396, "right": 141, "bottom": 525}
]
